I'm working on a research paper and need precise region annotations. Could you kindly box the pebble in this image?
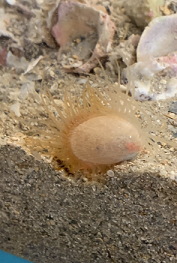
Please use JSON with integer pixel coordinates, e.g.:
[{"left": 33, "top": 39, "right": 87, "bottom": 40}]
[
  {"left": 10, "top": 101, "right": 21, "bottom": 117},
  {"left": 93, "top": 67, "right": 102, "bottom": 75},
  {"left": 169, "top": 101, "right": 177, "bottom": 115},
  {"left": 107, "top": 170, "right": 114, "bottom": 177},
  {"left": 160, "top": 79, "right": 167, "bottom": 84},
  {"left": 19, "top": 81, "right": 35, "bottom": 100},
  {"left": 77, "top": 79, "right": 88, "bottom": 85},
  {"left": 159, "top": 170, "right": 167, "bottom": 177}
]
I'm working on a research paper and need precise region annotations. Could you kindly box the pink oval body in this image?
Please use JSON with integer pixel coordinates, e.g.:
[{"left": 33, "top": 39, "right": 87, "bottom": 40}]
[{"left": 69, "top": 115, "right": 142, "bottom": 165}]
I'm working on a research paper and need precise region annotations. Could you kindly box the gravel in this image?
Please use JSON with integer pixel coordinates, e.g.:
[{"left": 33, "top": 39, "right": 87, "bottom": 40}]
[{"left": 0, "top": 144, "right": 177, "bottom": 263}]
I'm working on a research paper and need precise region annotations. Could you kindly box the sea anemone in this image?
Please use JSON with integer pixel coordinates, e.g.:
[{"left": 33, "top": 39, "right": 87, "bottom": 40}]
[{"left": 22, "top": 78, "right": 146, "bottom": 176}]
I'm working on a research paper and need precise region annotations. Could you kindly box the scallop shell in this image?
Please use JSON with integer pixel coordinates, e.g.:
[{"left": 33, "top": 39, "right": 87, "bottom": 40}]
[
  {"left": 137, "top": 14, "right": 177, "bottom": 61},
  {"left": 123, "top": 0, "right": 164, "bottom": 29},
  {"left": 70, "top": 115, "right": 142, "bottom": 165}
]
